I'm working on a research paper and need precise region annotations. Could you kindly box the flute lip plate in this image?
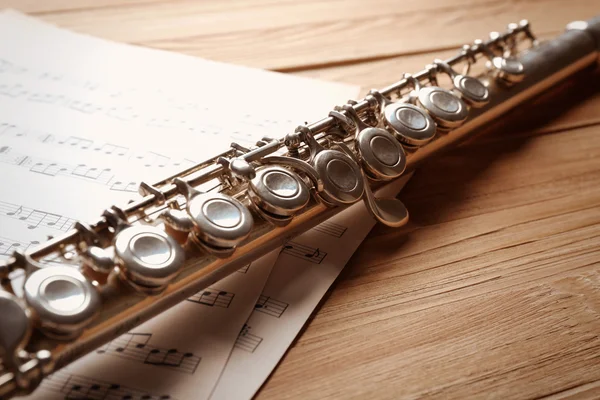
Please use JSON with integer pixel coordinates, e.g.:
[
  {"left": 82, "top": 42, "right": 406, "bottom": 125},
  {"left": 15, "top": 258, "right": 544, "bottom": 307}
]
[
  {"left": 384, "top": 102, "right": 436, "bottom": 146},
  {"left": 313, "top": 149, "right": 364, "bottom": 205},
  {"left": 249, "top": 166, "right": 310, "bottom": 217},
  {"left": 114, "top": 225, "right": 185, "bottom": 289},
  {"left": 186, "top": 192, "right": 253, "bottom": 248},
  {"left": 418, "top": 86, "right": 469, "bottom": 129},
  {"left": 24, "top": 265, "right": 100, "bottom": 337},
  {"left": 356, "top": 127, "right": 406, "bottom": 180}
]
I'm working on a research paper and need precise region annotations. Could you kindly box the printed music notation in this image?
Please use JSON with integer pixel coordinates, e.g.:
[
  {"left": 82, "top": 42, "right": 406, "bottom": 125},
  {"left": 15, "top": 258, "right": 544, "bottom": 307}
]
[
  {"left": 0, "top": 200, "right": 75, "bottom": 232},
  {"left": 0, "top": 145, "right": 137, "bottom": 192},
  {"left": 237, "top": 263, "right": 251, "bottom": 274},
  {"left": 110, "top": 181, "right": 138, "bottom": 193},
  {"left": 1, "top": 122, "right": 196, "bottom": 170},
  {"left": 234, "top": 324, "right": 263, "bottom": 353},
  {"left": 0, "top": 236, "right": 39, "bottom": 256},
  {"left": 96, "top": 332, "right": 201, "bottom": 375},
  {"left": 187, "top": 287, "right": 234, "bottom": 308},
  {"left": 41, "top": 133, "right": 195, "bottom": 169},
  {"left": 0, "top": 122, "right": 24, "bottom": 137},
  {"left": 0, "top": 80, "right": 297, "bottom": 144},
  {"left": 282, "top": 241, "right": 327, "bottom": 264},
  {"left": 254, "top": 295, "right": 288, "bottom": 318},
  {"left": 42, "top": 370, "right": 174, "bottom": 400},
  {"left": 313, "top": 220, "right": 347, "bottom": 238}
]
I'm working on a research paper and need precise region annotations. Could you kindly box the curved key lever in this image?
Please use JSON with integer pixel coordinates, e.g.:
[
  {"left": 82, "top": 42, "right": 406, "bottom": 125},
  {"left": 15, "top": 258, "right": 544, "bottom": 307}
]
[{"left": 334, "top": 141, "right": 409, "bottom": 228}]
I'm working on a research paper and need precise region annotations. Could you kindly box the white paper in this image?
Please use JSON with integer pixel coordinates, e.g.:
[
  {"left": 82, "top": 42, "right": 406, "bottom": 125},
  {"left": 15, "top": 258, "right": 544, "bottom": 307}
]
[
  {"left": 212, "top": 175, "right": 413, "bottom": 400},
  {"left": 0, "top": 10, "right": 360, "bottom": 400}
]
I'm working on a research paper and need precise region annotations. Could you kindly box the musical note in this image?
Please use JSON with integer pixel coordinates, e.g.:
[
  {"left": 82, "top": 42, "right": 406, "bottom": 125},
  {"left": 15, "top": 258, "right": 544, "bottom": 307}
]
[
  {"left": 313, "top": 220, "right": 347, "bottom": 238},
  {"left": 0, "top": 236, "right": 40, "bottom": 256},
  {"left": 110, "top": 181, "right": 138, "bottom": 193},
  {"left": 282, "top": 241, "right": 327, "bottom": 264},
  {"left": 0, "top": 146, "right": 121, "bottom": 186},
  {"left": 0, "top": 122, "right": 23, "bottom": 138},
  {"left": 235, "top": 324, "right": 263, "bottom": 353},
  {"left": 144, "top": 349, "right": 199, "bottom": 372},
  {"left": 96, "top": 332, "right": 201, "bottom": 375},
  {"left": 305, "top": 248, "right": 320, "bottom": 259},
  {"left": 58, "top": 135, "right": 93, "bottom": 149},
  {"left": 6, "top": 204, "right": 22, "bottom": 216},
  {"left": 1, "top": 77, "right": 314, "bottom": 147},
  {"left": 254, "top": 295, "right": 288, "bottom": 318},
  {"left": 96, "top": 143, "right": 128, "bottom": 156},
  {"left": 0, "top": 201, "right": 76, "bottom": 232},
  {"left": 72, "top": 164, "right": 113, "bottom": 181},
  {"left": 41, "top": 370, "right": 175, "bottom": 400},
  {"left": 0, "top": 119, "right": 193, "bottom": 170},
  {"left": 187, "top": 287, "right": 234, "bottom": 308},
  {"left": 133, "top": 151, "right": 170, "bottom": 168}
]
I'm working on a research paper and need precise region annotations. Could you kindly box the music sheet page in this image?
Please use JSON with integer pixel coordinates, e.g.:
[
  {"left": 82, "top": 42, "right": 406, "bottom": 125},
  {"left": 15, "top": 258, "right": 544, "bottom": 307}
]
[
  {"left": 212, "top": 175, "right": 413, "bottom": 400},
  {"left": 0, "top": 10, "right": 360, "bottom": 400}
]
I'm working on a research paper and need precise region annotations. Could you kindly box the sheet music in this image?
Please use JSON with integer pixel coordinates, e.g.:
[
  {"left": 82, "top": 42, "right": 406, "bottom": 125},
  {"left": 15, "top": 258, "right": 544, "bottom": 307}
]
[
  {"left": 211, "top": 175, "right": 413, "bottom": 400},
  {"left": 0, "top": 10, "right": 360, "bottom": 400},
  {"left": 26, "top": 253, "right": 279, "bottom": 400}
]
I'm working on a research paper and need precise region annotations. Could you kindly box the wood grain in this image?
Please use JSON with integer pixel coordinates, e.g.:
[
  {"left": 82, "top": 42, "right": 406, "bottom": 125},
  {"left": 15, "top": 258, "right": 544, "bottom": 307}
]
[
  {"left": 2, "top": 1, "right": 599, "bottom": 399},
  {"left": 2, "top": 0, "right": 597, "bottom": 69}
]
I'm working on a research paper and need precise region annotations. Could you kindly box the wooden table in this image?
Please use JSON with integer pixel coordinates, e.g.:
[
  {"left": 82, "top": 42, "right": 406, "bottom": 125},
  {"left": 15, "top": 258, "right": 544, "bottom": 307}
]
[{"left": 4, "top": 1, "right": 599, "bottom": 398}]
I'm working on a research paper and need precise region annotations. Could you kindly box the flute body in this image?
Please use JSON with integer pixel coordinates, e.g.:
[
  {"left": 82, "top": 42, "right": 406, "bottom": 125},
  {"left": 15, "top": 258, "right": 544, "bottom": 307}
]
[{"left": 1, "top": 15, "right": 599, "bottom": 399}]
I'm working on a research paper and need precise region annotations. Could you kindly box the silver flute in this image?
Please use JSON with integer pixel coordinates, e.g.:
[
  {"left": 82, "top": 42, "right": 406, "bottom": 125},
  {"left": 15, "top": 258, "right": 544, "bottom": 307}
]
[{"left": 1, "top": 15, "right": 600, "bottom": 399}]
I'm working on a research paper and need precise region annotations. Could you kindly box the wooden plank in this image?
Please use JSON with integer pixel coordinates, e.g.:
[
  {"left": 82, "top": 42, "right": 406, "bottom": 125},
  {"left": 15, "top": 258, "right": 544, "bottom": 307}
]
[
  {"left": 257, "top": 122, "right": 600, "bottom": 399},
  {"left": 1, "top": 0, "right": 490, "bottom": 41},
  {"left": 3, "top": 0, "right": 597, "bottom": 69},
  {"left": 260, "top": 268, "right": 600, "bottom": 399},
  {"left": 96, "top": 0, "right": 599, "bottom": 70},
  {"left": 0, "top": 0, "right": 307, "bottom": 14},
  {"left": 0, "top": 0, "right": 167, "bottom": 13}
]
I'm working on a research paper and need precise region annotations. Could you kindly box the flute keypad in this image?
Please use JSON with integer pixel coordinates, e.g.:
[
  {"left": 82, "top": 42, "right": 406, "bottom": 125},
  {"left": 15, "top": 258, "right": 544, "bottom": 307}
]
[
  {"left": 114, "top": 225, "right": 185, "bottom": 292},
  {"left": 314, "top": 150, "right": 364, "bottom": 205},
  {"left": 418, "top": 86, "right": 469, "bottom": 129},
  {"left": 356, "top": 127, "right": 406, "bottom": 180},
  {"left": 24, "top": 266, "right": 100, "bottom": 338},
  {"left": 186, "top": 192, "right": 253, "bottom": 249},
  {"left": 248, "top": 166, "right": 310, "bottom": 217},
  {"left": 384, "top": 103, "right": 436, "bottom": 146}
]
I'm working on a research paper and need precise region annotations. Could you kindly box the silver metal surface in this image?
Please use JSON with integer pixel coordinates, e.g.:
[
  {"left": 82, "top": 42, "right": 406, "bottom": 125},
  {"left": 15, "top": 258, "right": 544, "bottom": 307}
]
[
  {"left": 160, "top": 208, "right": 195, "bottom": 232},
  {"left": 434, "top": 59, "right": 490, "bottom": 108},
  {"left": 82, "top": 246, "right": 115, "bottom": 274},
  {"left": 475, "top": 39, "right": 526, "bottom": 84},
  {"left": 362, "top": 184, "right": 410, "bottom": 228},
  {"left": 23, "top": 266, "right": 100, "bottom": 338},
  {"left": 185, "top": 190, "right": 254, "bottom": 249},
  {"left": 1, "top": 17, "right": 599, "bottom": 398},
  {"left": 357, "top": 127, "right": 406, "bottom": 179},
  {"left": 248, "top": 166, "right": 310, "bottom": 217},
  {"left": 313, "top": 150, "right": 365, "bottom": 205},
  {"left": 333, "top": 104, "right": 406, "bottom": 180},
  {"left": 417, "top": 86, "right": 469, "bottom": 129},
  {"left": 299, "top": 125, "right": 365, "bottom": 205},
  {"left": 383, "top": 102, "right": 437, "bottom": 146},
  {"left": 335, "top": 140, "right": 410, "bottom": 228},
  {"left": 114, "top": 225, "right": 185, "bottom": 291}
]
